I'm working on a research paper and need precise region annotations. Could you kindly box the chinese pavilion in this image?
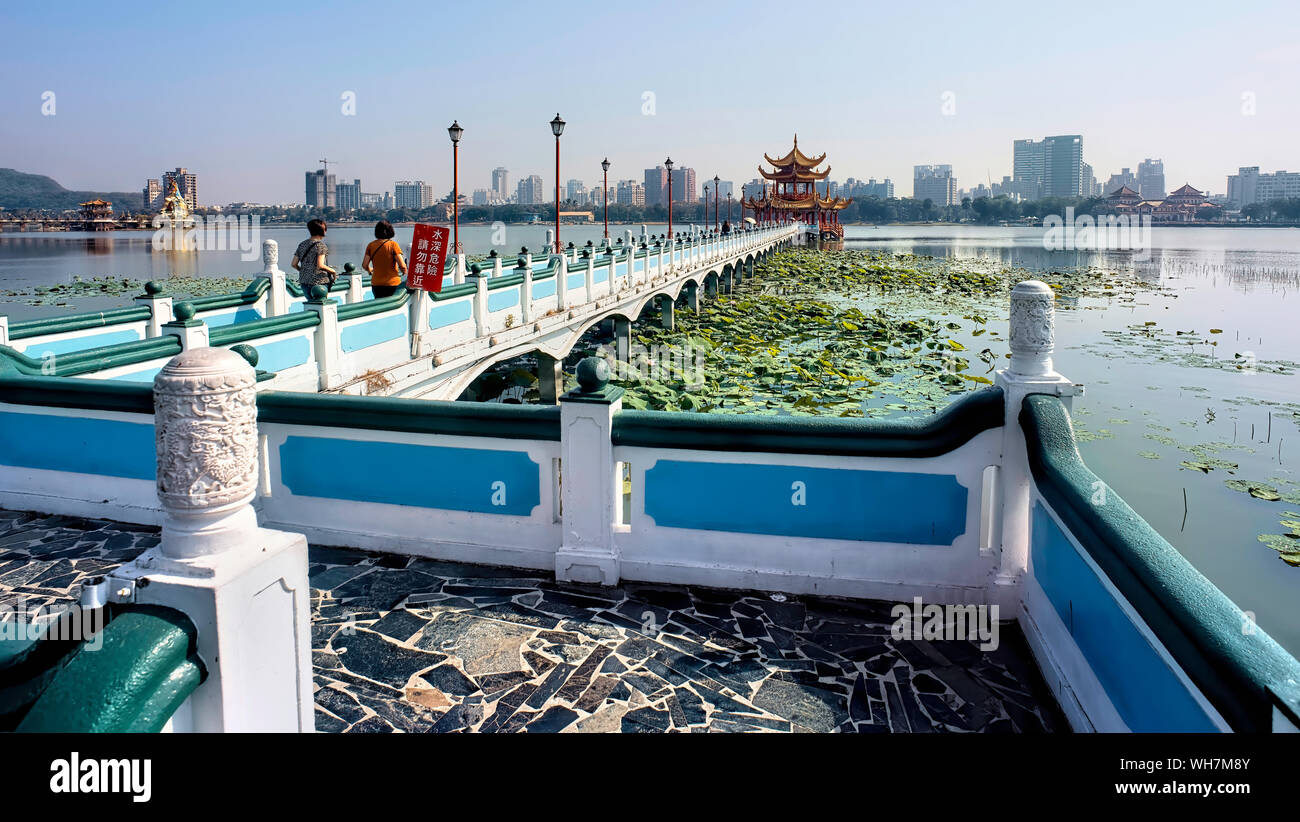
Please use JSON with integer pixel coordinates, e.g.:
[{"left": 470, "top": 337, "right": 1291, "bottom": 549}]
[
  {"left": 78, "top": 199, "right": 114, "bottom": 231},
  {"left": 1106, "top": 182, "right": 1213, "bottom": 223},
  {"left": 742, "top": 135, "right": 852, "bottom": 239}
]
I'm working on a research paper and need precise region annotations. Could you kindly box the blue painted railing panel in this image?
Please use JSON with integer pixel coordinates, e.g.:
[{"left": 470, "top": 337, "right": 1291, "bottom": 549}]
[
  {"left": 643, "top": 460, "right": 967, "bottom": 545},
  {"left": 22, "top": 329, "right": 142, "bottom": 358},
  {"left": 1031, "top": 502, "right": 1219, "bottom": 732},
  {"left": 340, "top": 314, "right": 408, "bottom": 353},
  {"left": 0, "top": 411, "right": 155, "bottom": 480},
  {"left": 429, "top": 301, "right": 472, "bottom": 329},
  {"left": 487, "top": 289, "right": 520, "bottom": 313},
  {"left": 252, "top": 335, "right": 312, "bottom": 372},
  {"left": 279, "top": 436, "right": 541, "bottom": 516},
  {"left": 202, "top": 307, "right": 264, "bottom": 328}
]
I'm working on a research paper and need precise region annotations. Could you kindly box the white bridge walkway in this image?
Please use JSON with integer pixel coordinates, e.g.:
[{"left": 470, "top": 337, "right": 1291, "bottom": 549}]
[
  {"left": 322, "top": 224, "right": 797, "bottom": 401},
  {"left": 0, "top": 224, "right": 796, "bottom": 401}
]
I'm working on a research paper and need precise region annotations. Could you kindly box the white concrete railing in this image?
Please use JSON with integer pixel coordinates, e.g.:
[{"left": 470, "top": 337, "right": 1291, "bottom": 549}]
[
  {"left": 9, "top": 280, "right": 1300, "bottom": 733},
  {"left": 7, "top": 224, "right": 795, "bottom": 398}
]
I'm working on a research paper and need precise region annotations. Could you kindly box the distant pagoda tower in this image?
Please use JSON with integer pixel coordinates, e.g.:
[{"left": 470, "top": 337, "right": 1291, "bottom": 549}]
[
  {"left": 78, "top": 198, "right": 115, "bottom": 231},
  {"left": 743, "top": 135, "right": 852, "bottom": 241}
]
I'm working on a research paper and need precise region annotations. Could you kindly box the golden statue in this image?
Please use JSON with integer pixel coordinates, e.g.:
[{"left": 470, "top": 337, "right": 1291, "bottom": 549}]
[{"left": 160, "top": 179, "right": 191, "bottom": 222}]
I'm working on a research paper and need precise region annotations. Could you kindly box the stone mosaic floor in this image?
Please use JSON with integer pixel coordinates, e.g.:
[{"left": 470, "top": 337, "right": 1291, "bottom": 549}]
[{"left": 0, "top": 510, "right": 1067, "bottom": 733}]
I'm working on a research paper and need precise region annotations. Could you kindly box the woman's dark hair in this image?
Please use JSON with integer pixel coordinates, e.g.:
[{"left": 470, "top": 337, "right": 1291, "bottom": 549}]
[
  {"left": 374, "top": 220, "right": 395, "bottom": 240},
  {"left": 307, "top": 218, "right": 327, "bottom": 236}
]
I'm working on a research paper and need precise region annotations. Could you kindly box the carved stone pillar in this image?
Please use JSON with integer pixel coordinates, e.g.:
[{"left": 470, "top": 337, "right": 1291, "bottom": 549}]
[
  {"left": 993, "top": 280, "right": 1080, "bottom": 613},
  {"left": 154, "top": 347, "right": 259, "bottom": 558},
  {"left": 93, "top": 345, "right": 318, "bottom": 731},
  {"left": 263, "top": 239, "right": 290, "bottom": 316},
  {"left": 1008, "top": 280, "right": 1056, "bottom": 377}
]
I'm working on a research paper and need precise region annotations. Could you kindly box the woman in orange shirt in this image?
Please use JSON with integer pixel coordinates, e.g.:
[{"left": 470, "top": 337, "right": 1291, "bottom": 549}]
[{"left": 362, "top": 220, "right": 407, "bottom": 298}]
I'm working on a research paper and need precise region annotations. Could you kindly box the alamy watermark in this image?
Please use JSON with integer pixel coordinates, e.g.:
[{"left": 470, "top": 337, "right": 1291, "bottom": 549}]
[
  {"left": 891, "top": 596, "right": 1000, "bottom": 651},
  {"left": 0, "top": 600, "right": 104, "bottom": 651},
  {"left": 595, "top": 341, "right": 707, "bottom": 386},
  {"left": 151, "top": 215, "right": 262, "bottom": 261},
  {"left": 1042, "top": 207, "right": 1152, "bottom": 262}
]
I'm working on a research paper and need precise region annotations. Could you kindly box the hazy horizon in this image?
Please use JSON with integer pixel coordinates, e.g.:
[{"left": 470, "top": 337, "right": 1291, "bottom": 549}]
[{"left": 2, "top": 0, "right": 1297, "bottom": 205}]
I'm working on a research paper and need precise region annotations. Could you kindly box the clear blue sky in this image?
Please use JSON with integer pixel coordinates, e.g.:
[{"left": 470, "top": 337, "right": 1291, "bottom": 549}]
[{"left": 1, "top": 0, "right": 1296, "bottom": 204}]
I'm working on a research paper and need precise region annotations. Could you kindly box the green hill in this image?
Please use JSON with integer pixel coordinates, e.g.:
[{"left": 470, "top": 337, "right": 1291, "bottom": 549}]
[{"left": 0, "top": 168, "right": 144, "bottom": 212}]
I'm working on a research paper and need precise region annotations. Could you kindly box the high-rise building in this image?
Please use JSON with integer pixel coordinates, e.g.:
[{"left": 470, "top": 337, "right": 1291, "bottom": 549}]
[
  {"left": 394, "top": 180, "right": 433, "bottom": 209},
  {"left": 1012, "top": 139, "right": 1045, "bottom": 200},
  {"left": 1257, "top": 172, "right": 1298, "bottom": 202},
  {"left": 710, "top": 180, "right": 734, "bottom": 200},
  {"left": 305, "top": 169, "right": 336, "bottom": 209},
  {"left": 566, "top": 179, "right": 586, "bottom": 203},
  {"left": 360, "top": 192, "right": 384, "bottom": 209},
  {"left": 1013, "top": 135, "right": 1085, "bottom": 199},
  {"left": 643, "top": 166, "right": 668, "bottom": 207},
  {"left": 669, "top": 167, "right": 698, "bottom": 203},
  {"left": 865, "top": 178, "right": 894, "bottom": 199},
  {"left": 1226, "top": 167, "right": 1300, "bottom": 208},
  {"left": 1105, "top": 168, "right": 1138, "bottom": 196},
  {"left": 1138, "top": 159, "right": 1166, "bottom": 200},
  {"left": 335, "top": 178, "right": 361, "bottom": 211},
  {"left": 616, "top": 180, "right": 645, "bottom": 206},
  {"left": 516, "top": 175, "right": 543, "bottom": 205},
  {"left": 1044, "top": 135, "right": 1084, "bottom": 198},
  {"left": 492, "top": 168, "right": 509, "bottom": 200},
  {"left": 1081, "top": 164, "right": 1098, "bottom": 198},
  {"left": 913, "top": 165, "right": 957, "bottom": 206},
  {"left": 162, "top": 167, "right": 198, "bottom": 209},
  {"left": 143, "top": 179, "right": 161, "bottom": 210}
]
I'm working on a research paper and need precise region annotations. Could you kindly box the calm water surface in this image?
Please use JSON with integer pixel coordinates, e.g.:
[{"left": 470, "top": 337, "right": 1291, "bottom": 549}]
[{"left": 3, "top": 223, "right": 1299, "bottom": 656}]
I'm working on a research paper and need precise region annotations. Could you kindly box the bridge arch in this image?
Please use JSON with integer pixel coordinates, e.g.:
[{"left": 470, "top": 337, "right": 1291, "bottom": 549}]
[{"left": 381, "top": 225, "right": 795, "bottom": 401}]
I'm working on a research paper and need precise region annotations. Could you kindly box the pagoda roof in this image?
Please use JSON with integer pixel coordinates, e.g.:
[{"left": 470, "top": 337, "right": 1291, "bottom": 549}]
[
  {"left": 1169, "top": 183, "right": 1202, "bottom": 195},
  {"left": 759, "top": 164, "right": 831, "bottom": 182},
  {"left": 1107, "top": 185, "right": 1140, "bottom": 198},
  {"left": 743, "top": 193, "right": 852, "bottom": 211},
  {"left": 79, "top": 198, "right": 112, "bottom": 206},
  {"left": 763, "top": 134, "right": 827, "bottom": 169}
]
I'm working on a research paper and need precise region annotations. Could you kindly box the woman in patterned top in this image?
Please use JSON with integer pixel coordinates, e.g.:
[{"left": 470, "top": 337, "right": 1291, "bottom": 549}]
[{"left": 291, "top": 219, "right": 338, "bottom": 290}]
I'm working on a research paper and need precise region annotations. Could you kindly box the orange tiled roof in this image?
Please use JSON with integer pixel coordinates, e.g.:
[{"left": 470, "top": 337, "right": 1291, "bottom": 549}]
[{"left": 763, "top": 134, "right": 827, "bottom": 169}]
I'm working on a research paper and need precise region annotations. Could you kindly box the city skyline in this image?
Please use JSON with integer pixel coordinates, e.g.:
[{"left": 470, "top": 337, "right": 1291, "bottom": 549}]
[{"left": 2, "top": 1, "right": 1297, "bottom": 206}]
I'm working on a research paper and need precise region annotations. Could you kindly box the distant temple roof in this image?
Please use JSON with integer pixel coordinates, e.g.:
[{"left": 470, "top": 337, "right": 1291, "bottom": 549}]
[
  {"left": 1108, "top": 186, "right": 1140, "bottom": 198},
  {"left": 759, "top": 164, "right": 831, "bottom": 182},
  {"left": 1169, "top": 183, "right": 1202, "bottom": 196},
  {"left": 763, "top": 135, "right": 826, "bottom": 170},
  {"left": 79, "top": 199, "right": 112, "bottom": 206}
]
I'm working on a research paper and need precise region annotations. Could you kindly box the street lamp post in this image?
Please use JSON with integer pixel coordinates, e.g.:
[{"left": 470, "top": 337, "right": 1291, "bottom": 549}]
[
  {"left": 601, "top": 157, "right": 610, "bottom": 241},
  {"left": 664, "top": 157, "right": 674, "bottom": 239},
  {"left": 728, "top": 192, "right": 733, "bottom": 226},
  {"left": 703, "top": 184, "right": 710, "bottom": 233},
  {"left": 713, "top": 175, "right": 720, "bottom": 231},
  {"left": 448, "top": 120, "right": 463, "bottom": 253},
  {"left": 550, "top": 114, "right": 565, "bottom": 253}
]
